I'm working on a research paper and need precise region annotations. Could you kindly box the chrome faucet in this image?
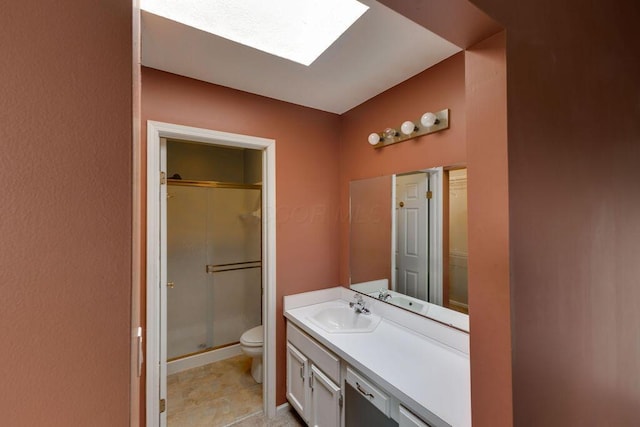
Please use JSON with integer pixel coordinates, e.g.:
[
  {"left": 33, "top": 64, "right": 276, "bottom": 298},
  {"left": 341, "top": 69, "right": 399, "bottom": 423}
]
[
  {"left": 377, "top": 289, "right": 392, "bottom": 301},
  {"left": 349, "top": 294, "right": 370, "bottom": 315}
]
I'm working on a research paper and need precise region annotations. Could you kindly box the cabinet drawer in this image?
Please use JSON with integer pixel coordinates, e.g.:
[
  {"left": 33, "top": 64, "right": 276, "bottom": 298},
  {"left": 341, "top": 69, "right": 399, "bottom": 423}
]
[
  {"left": 287, "top": 322, "right": 340, "bottom": 383},
  {"left": 346, "top": 367, "right": 390, "bottom": 416},
  {"left": 399, "top": 405, "right": 431, "bottom": 427}
]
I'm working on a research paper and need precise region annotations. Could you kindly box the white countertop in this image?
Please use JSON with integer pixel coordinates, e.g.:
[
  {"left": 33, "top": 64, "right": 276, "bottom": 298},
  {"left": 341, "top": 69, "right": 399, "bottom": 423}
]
[{"left": 284, "top": 288, "right": 471, "bottom": 427}]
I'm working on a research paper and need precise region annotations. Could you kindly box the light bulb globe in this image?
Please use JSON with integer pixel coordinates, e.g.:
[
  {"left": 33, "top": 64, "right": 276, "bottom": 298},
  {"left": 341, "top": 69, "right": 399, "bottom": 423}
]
[
  {"left": 368, "top": 132, "right": 380, "bottom": 145},
  {"left": 401, "top": 121, "right": 416, "bottom": 135},
  {"left": 420, "top": 112, "right": 438, "bottom": 127},
  {"left": 383, "top": 128, "right": 397, "bottom": 139}
]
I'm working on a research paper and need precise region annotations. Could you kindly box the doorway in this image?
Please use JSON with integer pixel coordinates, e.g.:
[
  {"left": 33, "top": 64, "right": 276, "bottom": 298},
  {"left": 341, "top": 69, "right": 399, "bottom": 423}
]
[
  {"left": 146, "top": 121, "right": 276, "bottom": 426},
  {"left": 165, "top": 140, "right": 262, "bottom": 363}
]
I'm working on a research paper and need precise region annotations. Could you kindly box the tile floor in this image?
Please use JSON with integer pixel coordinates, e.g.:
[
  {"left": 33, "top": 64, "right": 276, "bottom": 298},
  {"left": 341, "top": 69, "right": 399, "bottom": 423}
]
[
  {"left": 167, "top": 354, "right": 305, "bottom": 427},
  {"left": 228, "top": 407, "right": 305, "bottom": 427}
]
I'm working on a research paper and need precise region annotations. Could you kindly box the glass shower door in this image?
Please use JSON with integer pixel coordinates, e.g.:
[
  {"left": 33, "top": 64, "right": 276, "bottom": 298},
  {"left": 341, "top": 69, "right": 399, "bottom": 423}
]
[
  {"left": 166, "top": 184, "right": 262, "bottom": 360},
  {"left": 166, "top": 185, "right": 210, "bottom": 359},
  {"left": 207, "top": 188, "right": 262, "bottom": 348}
]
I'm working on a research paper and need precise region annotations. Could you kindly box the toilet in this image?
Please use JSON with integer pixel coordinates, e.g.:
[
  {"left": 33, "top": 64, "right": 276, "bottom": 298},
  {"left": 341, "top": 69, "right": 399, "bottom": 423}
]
[{"left": 240, "top": 325, "right": 264, "bottom": 383}]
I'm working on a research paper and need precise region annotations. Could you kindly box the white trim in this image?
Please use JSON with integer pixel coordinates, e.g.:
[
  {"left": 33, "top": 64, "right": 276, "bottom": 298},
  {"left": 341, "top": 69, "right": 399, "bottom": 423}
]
[
  {"left": 276, "top": 402, "right": 293, "bottom": 416},
  {"left": 146, "top": 127, "right": 162, "bottom": 426},
  {"left": 427, "top": 167, "right": 443, "bottom": 305},
  {"left": 146, "top": 120, "right": 277, "bottom": 426},
  {"left": 263, "top": 134, "right": 277, "bottom": 418},
  {"left": 390, "top": 174, "right": 397, "bottom": 292},
  {"left": 167, "top": 344, "right": 243, "bottom": 375}
]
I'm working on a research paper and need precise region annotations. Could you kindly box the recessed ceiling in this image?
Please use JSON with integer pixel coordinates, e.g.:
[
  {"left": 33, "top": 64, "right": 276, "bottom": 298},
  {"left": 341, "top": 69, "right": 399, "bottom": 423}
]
[{"left": 141, "top": 0, "right": 462, "bottom": 114}]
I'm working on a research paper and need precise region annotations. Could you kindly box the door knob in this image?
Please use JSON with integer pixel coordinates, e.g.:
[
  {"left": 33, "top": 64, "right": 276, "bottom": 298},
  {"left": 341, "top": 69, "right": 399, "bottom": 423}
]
[
  {"left": 167, "top": 282, "right": 175, "bottom": 289},
  {"left": 399, "top": 201, "right": 404, "bottom": 208}
]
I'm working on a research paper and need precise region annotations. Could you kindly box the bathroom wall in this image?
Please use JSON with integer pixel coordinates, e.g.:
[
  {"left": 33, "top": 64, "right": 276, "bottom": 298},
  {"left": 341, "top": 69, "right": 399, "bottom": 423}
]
[
  {"left": 167, "top": 141, "right": 247, "bottom": 182},
  {"left": 464, "top": 32, "right": 511, "bottom": 425},
  {"left": 141, "top": 67, "right": 342, "bottom": 406},
  {"left": 349, "top": 176, "right": 393, "bottom": 284},
  {"left": 167, "top": 140, "right": 262, "bottom": 184},
  {"left": 338, "top": 52, "right": 467, "bottom": 284},
  {"left": 469, "top": 1, "right": 640, "bottom": 425},
  {"left": 0, "top": 0, "right": 133, "bottom": 425}
]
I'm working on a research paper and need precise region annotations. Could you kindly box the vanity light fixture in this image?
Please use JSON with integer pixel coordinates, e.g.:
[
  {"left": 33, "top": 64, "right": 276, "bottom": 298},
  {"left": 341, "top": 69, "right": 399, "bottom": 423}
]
[{"left": 368, "top": 109, "right": 449, "bottom": 149}]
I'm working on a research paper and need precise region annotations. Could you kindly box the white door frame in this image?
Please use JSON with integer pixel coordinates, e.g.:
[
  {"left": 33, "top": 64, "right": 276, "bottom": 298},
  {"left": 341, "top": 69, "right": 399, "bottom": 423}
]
[
  {"left": 427, "top": 167, "right": 443, "bottom": 305},
  {"left": 146, "top": 120, "right": 277, "bottom": 425}
]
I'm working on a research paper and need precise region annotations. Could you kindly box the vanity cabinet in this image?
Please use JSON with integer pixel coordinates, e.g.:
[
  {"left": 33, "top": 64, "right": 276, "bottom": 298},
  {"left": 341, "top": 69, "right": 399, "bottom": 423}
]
[{"left": 286, "top": 323, "right": 342, "bottom": 426}]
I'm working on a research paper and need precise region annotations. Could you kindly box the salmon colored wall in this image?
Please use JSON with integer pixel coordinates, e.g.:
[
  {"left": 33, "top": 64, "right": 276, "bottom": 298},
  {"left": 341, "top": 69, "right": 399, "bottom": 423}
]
[
  {"left": 465, "top": 31, "right": 511, "bottom": 426},
  {"left": 470, "top": 0, "right": 640, "bottom": 424},
  {"left": 132, "top": 2, "right": 143, "bottom": 424},
  {"left": 0, "top": 1, "right": 132, "bottom": 426},
  {"left": 350, "top": 176, "right": 392, "bottom": 284},
  {"left": 379, "top": 0, "right": 502, "bottom": 49},
  {"left": 141, "top": 67, "right": 342, "bottom": 406},
  {"left": 339, "top": 53, "right": 467, "bottom": 285}
]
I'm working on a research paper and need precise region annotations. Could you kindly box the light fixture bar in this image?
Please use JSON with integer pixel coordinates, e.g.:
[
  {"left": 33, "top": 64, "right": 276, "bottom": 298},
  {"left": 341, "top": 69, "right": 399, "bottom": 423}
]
[{"left": 369, "top": 109, "right": 450, "bottom": 149}]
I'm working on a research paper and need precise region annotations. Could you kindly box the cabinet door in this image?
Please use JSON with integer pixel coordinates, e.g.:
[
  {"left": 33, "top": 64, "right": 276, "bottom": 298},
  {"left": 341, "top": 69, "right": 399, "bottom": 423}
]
[
  {"left": 287, "top": 343, "right": 310, "bottom": 422},
  {"left": 310, "top": 365, "right": 342, "bottom": 427}
]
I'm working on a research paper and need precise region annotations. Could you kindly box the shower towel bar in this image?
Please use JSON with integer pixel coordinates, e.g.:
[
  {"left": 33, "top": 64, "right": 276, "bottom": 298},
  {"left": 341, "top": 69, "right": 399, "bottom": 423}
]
[{"left": 206, "top": 261, "right": 262, "bottom": 273}]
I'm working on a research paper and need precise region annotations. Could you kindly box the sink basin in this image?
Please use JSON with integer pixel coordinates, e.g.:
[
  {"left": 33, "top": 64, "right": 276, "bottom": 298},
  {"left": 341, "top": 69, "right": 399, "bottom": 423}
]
[{"left": 307, "top": 303, "right": 381, "bottom": 333}]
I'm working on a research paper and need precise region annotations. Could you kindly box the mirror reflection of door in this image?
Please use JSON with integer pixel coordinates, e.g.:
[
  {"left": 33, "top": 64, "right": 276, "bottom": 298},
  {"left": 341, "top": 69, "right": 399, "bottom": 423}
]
[{"left": 395, "top": 172, "right": 429, "bottom": 301}]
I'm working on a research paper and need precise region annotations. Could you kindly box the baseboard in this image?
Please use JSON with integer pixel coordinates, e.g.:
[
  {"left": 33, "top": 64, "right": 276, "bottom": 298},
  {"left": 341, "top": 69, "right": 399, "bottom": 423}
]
[
  {"left": 276, "top": 402, "right": 291, "bottom": 416},
  {"left": 167, "top": 343, "right": 242, "bottom": 375}
]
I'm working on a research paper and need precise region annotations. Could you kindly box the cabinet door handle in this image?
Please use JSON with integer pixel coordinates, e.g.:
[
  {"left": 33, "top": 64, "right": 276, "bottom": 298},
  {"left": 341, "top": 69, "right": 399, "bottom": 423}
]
[
  {"left": 356, "top": 382, "right": 374, "bottom": 399},
  {"left": 300, "top": 365, "right": 304, "bottom": 380},
  {"left": 309, "top": 371, "right": 314, "bottom": 389}
]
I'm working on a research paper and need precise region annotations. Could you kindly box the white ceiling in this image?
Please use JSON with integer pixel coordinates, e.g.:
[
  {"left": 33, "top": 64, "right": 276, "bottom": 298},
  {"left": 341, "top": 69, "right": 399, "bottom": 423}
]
[{"left": 141, "top": 0, "right": 461, "bottom": 115}]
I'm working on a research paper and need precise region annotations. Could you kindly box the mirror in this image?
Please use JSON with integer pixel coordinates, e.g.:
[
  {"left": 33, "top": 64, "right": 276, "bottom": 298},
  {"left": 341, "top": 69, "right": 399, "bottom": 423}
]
[{"left": 349, "top": 167, "right": 469, "bottom": 331}]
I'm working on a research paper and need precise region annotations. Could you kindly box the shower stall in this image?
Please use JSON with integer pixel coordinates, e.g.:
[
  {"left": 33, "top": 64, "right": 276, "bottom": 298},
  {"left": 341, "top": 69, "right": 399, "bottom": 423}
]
[{"left": 166, "top": 180, "right": 262, "bottom": 360}]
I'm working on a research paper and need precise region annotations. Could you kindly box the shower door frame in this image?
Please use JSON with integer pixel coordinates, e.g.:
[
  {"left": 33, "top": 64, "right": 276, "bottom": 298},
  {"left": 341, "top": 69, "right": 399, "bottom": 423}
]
[{"left": 146, "top": 120, "right": 277, "bottom": 426}]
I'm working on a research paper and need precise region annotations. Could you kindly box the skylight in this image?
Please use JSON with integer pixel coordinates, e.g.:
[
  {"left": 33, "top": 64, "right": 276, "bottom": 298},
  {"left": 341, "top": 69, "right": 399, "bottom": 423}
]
[{"left": 140, "top": 0, "right": 369, "bottom": 66}]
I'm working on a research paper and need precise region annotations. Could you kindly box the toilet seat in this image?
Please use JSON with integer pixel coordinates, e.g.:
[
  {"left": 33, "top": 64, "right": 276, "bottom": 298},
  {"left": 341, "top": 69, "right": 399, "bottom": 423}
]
[{"left": 240, "top": 325, "right": 263, "bottom": 347}]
